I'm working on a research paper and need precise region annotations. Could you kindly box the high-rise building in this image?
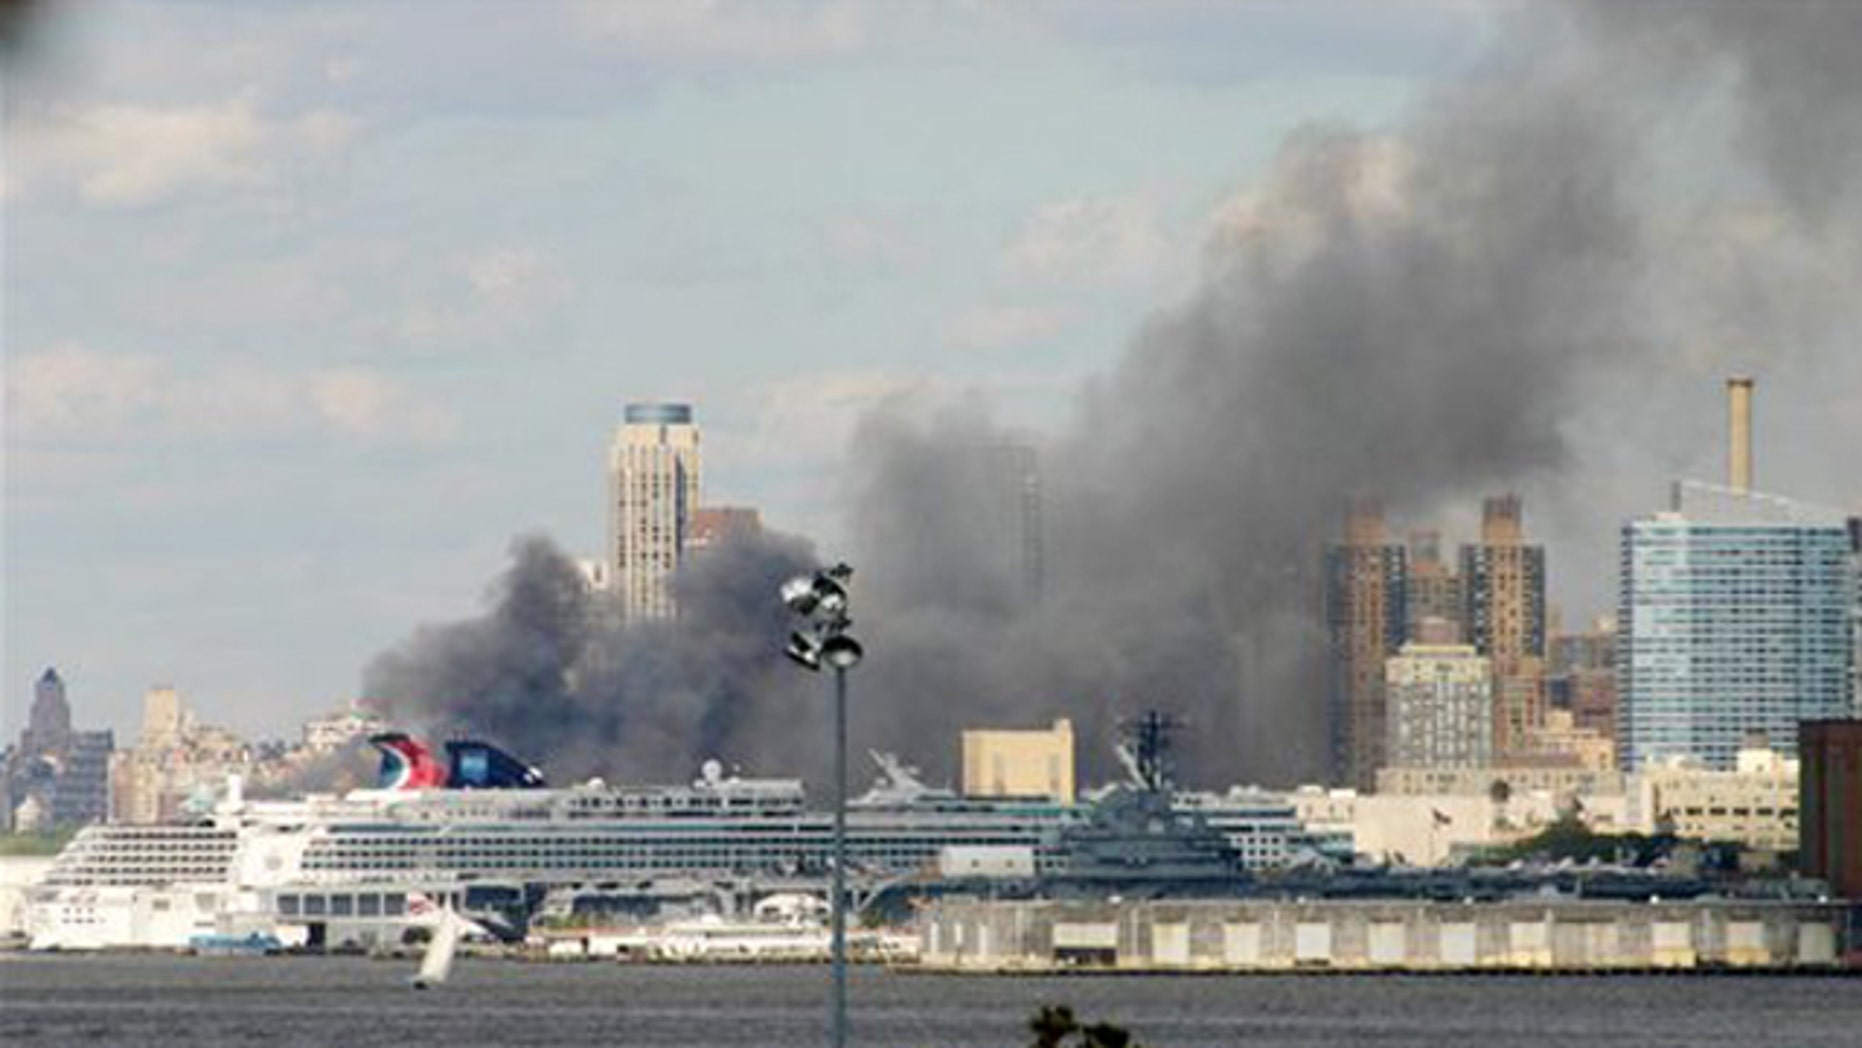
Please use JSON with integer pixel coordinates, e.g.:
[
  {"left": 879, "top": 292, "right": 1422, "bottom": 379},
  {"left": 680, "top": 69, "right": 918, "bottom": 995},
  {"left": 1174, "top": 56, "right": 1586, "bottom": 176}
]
[
  {"left": 1384, "top": 641, "right": 1493, "bottom": 771},
  {"left": 23, "top": 668, "right": 72, "bottom": 755},
  {"left": 1549, "top": 617, "right": 1618, "bottom": 741},
  {"left": 50, "top": 730, "right": 113, "bottom": 827},
  {"left": 607, "top": 402, "right": 701, "bottom": 621},
  {"left": 1460, "top": 495, "right": 1547, "bottom": 759},
  {"left": 686, "top": 506, "right": 762, "bottom": 555},
  {"left": 139, "top": 685, "right": 186, "bottom": 751},
  {"left": 1799, "top": 719, "right": 1862, "bottom": 898},
  {"left": 1405, "top": 531, "right": 1463, "bottom": 644},
  {"left": 1619, "top": 482, "right": 1858, "bottom": 770},
  {"left": 5, "top": 669, "right": 112, "bottom": 831},
  {"left": 1324, "top": 499, "right": 1408, "bottom": 789},
  {"left": 112, "top": 685, "right": 254, "bottom": 825},
  {"left": 1851, "top": 517, "right": 1862, "bottom": 713},
  {"left": 984, "top": 442, "right": 1044, "bottom": 603}
]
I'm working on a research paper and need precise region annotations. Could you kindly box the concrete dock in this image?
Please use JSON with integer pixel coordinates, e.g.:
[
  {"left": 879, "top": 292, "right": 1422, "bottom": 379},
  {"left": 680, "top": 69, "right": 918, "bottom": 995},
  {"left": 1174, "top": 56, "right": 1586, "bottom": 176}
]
[{"left": 917, "top": 898, "right": 1858, "bottom": 973}]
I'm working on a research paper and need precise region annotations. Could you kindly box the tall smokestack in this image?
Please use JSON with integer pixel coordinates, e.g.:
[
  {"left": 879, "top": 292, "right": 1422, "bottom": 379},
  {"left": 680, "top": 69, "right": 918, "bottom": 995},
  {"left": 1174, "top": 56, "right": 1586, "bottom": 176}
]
[{"left": 1727, "top": 376, "right": 1754, "bottom": 493}]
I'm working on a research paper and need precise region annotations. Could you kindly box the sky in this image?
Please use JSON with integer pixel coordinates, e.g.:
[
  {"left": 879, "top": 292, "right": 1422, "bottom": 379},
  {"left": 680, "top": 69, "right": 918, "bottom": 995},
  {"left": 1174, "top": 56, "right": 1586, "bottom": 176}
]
[
  {"left": 4, "top": 1, "right": 1857, "bottom": 746},
  {"left": 1, "top": 1, "right": 1502, "bottom": 740}
]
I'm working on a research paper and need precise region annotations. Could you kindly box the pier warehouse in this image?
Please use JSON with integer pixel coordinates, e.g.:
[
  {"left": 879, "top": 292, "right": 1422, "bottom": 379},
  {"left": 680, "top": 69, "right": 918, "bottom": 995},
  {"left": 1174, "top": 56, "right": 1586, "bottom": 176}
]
[{"left": 918, "top": 898, "right": 1854, "bottom": 973}]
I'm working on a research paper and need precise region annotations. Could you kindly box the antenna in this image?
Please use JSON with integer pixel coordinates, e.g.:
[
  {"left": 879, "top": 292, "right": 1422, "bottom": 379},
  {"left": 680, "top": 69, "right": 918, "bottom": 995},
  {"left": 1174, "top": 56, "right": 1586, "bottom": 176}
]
[{"left": 1118, "top": 710, "right": 1182, "bottom": 792}]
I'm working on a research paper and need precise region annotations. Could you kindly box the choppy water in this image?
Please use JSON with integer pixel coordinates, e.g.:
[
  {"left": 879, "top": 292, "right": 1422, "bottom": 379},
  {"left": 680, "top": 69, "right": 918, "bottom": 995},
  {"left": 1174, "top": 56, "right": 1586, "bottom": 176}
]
[{"left": 2, "top": 955, "right": 1858, "bottom": 1047}]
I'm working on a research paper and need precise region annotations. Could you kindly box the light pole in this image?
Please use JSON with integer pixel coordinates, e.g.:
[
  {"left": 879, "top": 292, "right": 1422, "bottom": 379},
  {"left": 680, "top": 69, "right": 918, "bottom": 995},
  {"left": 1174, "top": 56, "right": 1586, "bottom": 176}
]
[{"left": 779, "top": 562, "right": 862, "bottom": 1048}]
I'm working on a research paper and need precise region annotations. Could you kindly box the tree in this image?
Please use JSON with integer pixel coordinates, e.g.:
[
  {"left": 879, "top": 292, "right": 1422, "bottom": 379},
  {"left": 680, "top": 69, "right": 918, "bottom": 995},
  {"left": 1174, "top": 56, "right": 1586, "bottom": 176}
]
[
  {"left": 1029, "top": 1006, "right": 1078, "bottom": 1048},
  {"left": 1029, "top": 1006, "right": 1143, "bottom": 1048}
]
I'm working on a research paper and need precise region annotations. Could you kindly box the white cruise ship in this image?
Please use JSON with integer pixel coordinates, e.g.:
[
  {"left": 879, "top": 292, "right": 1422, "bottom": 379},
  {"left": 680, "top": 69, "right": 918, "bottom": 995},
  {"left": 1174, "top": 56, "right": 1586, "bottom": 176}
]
[{"left": 27, "top": 735, "right": 1316, "bottom": 951}]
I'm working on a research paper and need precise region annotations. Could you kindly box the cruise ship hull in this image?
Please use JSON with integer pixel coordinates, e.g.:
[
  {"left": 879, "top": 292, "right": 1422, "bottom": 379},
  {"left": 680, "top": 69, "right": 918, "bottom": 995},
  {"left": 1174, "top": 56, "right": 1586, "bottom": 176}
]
[{"left": 28, "top": 771, "right": 1313, "bottom": 951}]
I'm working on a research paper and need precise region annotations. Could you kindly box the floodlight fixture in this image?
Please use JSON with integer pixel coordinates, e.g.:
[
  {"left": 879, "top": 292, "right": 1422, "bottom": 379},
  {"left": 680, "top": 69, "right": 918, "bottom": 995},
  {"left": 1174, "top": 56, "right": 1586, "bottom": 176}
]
[
  {"left": 819, "top": 634, "right": 864, "bottom": 670},
  {"left": 784, "top": 631, "right": 824, "bottom": 671},
  {"left": 780, "top": 575, "right": 821, "bottom": 616},
  {"left": 811, "top": 576, "right": 849, "bottom": 618}
]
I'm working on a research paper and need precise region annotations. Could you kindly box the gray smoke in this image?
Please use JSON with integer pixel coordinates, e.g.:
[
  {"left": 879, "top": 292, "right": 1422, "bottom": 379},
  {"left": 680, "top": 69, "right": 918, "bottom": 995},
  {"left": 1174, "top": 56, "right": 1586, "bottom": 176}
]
[
  {"left": 844, "top": 1, "right": 1862, "bottom": 786},
  {"left": 246, "top": 739, "right": 377, "bottom": 799},
  {"left": 364, "top": 2, "right": 1862, "bottom": 790},
  {"left": 366, "top": 531, "right": 826, "bottom": 783}
]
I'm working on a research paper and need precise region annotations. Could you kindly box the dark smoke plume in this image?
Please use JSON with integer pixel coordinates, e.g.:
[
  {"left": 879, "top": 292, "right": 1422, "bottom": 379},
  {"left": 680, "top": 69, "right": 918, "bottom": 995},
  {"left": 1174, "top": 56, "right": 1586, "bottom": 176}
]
[
  {"left": 366, "top": 2, "right": 1862, "bottom": 789},
  {"left": 844, "top": 1, "right": 1862, "bottom": 786},
  {"left": 366, "top": 531, "right": 824, "bottom": 783},
  {"left": 246, "top": 739, "right": 378, "bottom": 799}
]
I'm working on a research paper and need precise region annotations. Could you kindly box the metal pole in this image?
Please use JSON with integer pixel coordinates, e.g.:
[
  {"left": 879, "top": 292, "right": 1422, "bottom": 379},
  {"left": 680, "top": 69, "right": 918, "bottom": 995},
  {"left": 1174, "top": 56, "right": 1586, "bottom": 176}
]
[{"left": 831, "top": 664, "right": 848, "bottom": 1048}]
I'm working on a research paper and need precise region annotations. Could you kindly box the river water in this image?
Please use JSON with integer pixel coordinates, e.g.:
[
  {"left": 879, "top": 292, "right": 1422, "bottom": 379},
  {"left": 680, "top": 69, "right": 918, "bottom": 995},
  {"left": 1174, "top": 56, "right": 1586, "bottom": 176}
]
[{"left": 2, "top": 955, "right": 1856, "bottom": 1047}]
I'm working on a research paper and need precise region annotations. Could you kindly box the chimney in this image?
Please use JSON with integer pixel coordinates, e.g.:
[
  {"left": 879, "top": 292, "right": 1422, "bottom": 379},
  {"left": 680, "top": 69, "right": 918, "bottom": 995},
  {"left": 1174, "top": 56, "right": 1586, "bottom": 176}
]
[{"left": 1727, "top": 376, "right": 1754, "bottom": 493}]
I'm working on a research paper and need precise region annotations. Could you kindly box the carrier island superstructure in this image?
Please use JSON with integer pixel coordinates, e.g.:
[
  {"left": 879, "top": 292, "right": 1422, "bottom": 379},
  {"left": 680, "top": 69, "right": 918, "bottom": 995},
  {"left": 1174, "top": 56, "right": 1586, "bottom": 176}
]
[{"left": 26, "top": 735, "right": 1320, "bottom": 950}]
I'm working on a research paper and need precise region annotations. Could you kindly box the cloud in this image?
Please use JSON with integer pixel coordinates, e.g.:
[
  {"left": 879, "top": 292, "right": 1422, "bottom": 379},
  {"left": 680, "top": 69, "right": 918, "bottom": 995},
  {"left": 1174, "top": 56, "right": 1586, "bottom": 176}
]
[
  {"left": 731, "top": 370, "right": 945, "bottom": 471},
  {"left": 10, "top": 94, "right": 356, "bottom": 209},
  {"left": 1001, "top": 191, "right": 1171, "bottom": 288},
  {"left": 820, "top": 214, "right": 927, "bottom": 271},
  {"left": 574, "top": 0, "right": 866, "bottom": 63},
  {"left": 306, "top": 368, "right": 455, "bottom": 442},
  {"left": 4, "top": 343, "right": 454, "bottom": 445},
  {"left": 943, "top": 303, "right": 1076, "bottom": 351},
  {"left": 399, "top": 247, "right": 575, "bottom": 349},
  {"left": 3, "top": 344, "right": 165, "bottom": 435}
]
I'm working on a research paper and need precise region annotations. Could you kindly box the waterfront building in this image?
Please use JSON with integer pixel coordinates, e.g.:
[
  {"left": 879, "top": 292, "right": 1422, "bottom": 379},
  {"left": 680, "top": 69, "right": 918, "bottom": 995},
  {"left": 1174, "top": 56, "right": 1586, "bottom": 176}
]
[
  {"left": 1799, "top": 719, "right": 1862, "bottom": 898},
  {"left": 607, "top": 402, "right": 701, "bottom": 622},
  {"left": 961, "top": 718, "right": 1075, "bottom": 803},
  {"left": 1375, "top": 763, "right": 1626, "bottom": 800},
  {"left": 1324, "top": 499, "right": 1407, "bottom": 790},
  {"left": 918, "top": 896, "right": 1848, "bottom": 973},
  {"left": 1384, "top": 640, "right": 1493, "bottom": 772},
  {"left": 1460, "top": 495, "right": 1548, "bottom": 761},
  {"left": 1618, "top": 482, "right": 1858, "bottom": 770},
  {"left": 1284, "top": 784, "right": 1629, "bottom": 867},
  {"left": 1632, "top": 739, "right": 1800, "bottom": 852}
]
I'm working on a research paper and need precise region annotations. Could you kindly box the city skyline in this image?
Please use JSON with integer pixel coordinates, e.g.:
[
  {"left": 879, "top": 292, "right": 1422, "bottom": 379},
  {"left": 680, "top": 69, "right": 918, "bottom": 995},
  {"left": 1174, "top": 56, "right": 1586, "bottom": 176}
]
[{"left": 6, "top": 2, "right": 1862, "bottom": 754}]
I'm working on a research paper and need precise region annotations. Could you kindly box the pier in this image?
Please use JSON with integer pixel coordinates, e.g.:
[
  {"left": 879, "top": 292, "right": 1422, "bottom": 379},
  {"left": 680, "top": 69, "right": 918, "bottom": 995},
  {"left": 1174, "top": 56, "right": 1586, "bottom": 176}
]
[{"left": 917, "top": 898, "right": 1859, "bottom": 974}]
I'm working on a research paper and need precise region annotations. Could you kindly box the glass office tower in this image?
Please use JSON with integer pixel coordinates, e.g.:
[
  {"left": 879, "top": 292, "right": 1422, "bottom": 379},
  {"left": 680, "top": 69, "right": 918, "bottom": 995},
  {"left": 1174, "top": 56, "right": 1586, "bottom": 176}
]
[{"left": 1619, "top": 483, "right": 1859, "bottom": 770}]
